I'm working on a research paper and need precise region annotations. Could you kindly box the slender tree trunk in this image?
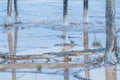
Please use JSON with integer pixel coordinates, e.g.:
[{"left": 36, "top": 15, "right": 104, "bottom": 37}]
[
  {"left": 83, "top": 0, "right": 88, "bottom": 48},
  {"left": 6, "top": 0, "right": 12, "bottom": 25},
  {"left": 63, "top": 0, "right": 69, "bottom": 44},
  {"left": 63, "top": 0, "right": 68, "bottom": 27},
  {"left": 105, "top": 0, "right": 117, "bottom": 64},
  {"left": 83, "top": 0, "right": 88, "bottom": 22},
  {"left": 14, "top": 0, "right": 18, "bottom": 23},
  {"left": 83, "top": 0, "right": 89, "bottom": 78}
]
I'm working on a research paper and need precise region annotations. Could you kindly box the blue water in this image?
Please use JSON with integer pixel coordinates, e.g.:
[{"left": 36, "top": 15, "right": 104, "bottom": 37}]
[
  {"left": 0, "top": 1, "right": 120, "bottom": 80},
  {"left": 0, "top": 0, "right": 120, "bottom": 25}
]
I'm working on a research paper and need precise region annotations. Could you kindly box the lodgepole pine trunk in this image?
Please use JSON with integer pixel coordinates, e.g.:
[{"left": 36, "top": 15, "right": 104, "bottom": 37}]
[
  {"left": 105, "top": 0, "right": 117, "bottom": 64},
  {"left": 63, "top": 0, "right": 68, "bottom": 27},
  {"left": 6, "top": 0, "right": 12, "bottom": 25},
  {"left": 83, "top": 0, "right": 90, "bottom": 78},
  {"left": 83, "top": 0, "right": 89, "bottom": 49},
  {"left": 14, "top": 0, "right": 18, "bottom": 23},
  {"left": 83, "top": 0, "right": 88, "bottom": 22}
]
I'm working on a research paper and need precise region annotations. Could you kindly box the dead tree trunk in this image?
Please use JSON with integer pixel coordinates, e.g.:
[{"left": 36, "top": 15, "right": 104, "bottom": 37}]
[
  {"left": 105, "top": 0, "right": 117, "bottom": 64},
  {"left": 83, "top": 0, "right": 88, "bottom": 22},
  {"left": 14, "top": 0, "right": 18, "bottom": 23},
  {"left": 63, "top": 0, "right": 68, "bottom": 27},
  {"left": 83, "top": 0, "right": 89, "bottom": 78},
  {"left": 6, "top": 0, "right": 12, "bottom": 25},
  {"left": 83, "top": 0, "right": 89, "bottom": 50}
]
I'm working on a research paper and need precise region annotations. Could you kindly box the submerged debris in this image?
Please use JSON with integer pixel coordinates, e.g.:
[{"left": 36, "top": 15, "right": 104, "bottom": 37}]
[
  {"left": 92, "top": 37, "right": 102, "bottom": 48},
  {"left": 74, "top": 74, "right": 91, "bottom": 80}
]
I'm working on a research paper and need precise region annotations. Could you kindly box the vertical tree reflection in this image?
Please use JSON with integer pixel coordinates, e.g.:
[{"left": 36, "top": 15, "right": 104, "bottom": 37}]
[
  {"left": 105, "top": 65, "right": 117, "bottom": 80},
  {"left": 7, "top": 26, "right": 18, "bottom": 80}
]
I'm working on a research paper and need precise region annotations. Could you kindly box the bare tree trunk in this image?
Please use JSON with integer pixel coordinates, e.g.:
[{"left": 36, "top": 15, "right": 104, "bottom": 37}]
[
  {"left": 83, "top": 0, "right": 90, "bottom": 78},
  {"left": 83, "top": 0, "right": 88, "bottom": 22},
  {"left": 83, "top": 0, "right": 89, "bottom": 49},
  {"left": 6, "top": 0, "right": 12, "bottom": 25},
  {"left": 63, "top": 0, "right": 68, "bottom": 27},
  {"left": 14, "top": 0, "right": 18, "bottom": 23},
  {"left": 105, "top": 0, "right": 117, "bottom": 64},
  {"left": 63, "top": 0, "right": 69, "bottom": 44}
]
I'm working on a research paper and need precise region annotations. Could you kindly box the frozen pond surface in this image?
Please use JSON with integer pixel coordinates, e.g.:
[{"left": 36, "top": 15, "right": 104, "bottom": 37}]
[{"left": 0, "top": 0, "right": 120, "bottom": 80}]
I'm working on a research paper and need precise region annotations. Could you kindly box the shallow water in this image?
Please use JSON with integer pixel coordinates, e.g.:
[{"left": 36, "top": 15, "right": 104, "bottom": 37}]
[{"left": 0, "top": 0, "right": 120, "bottom": 80}]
